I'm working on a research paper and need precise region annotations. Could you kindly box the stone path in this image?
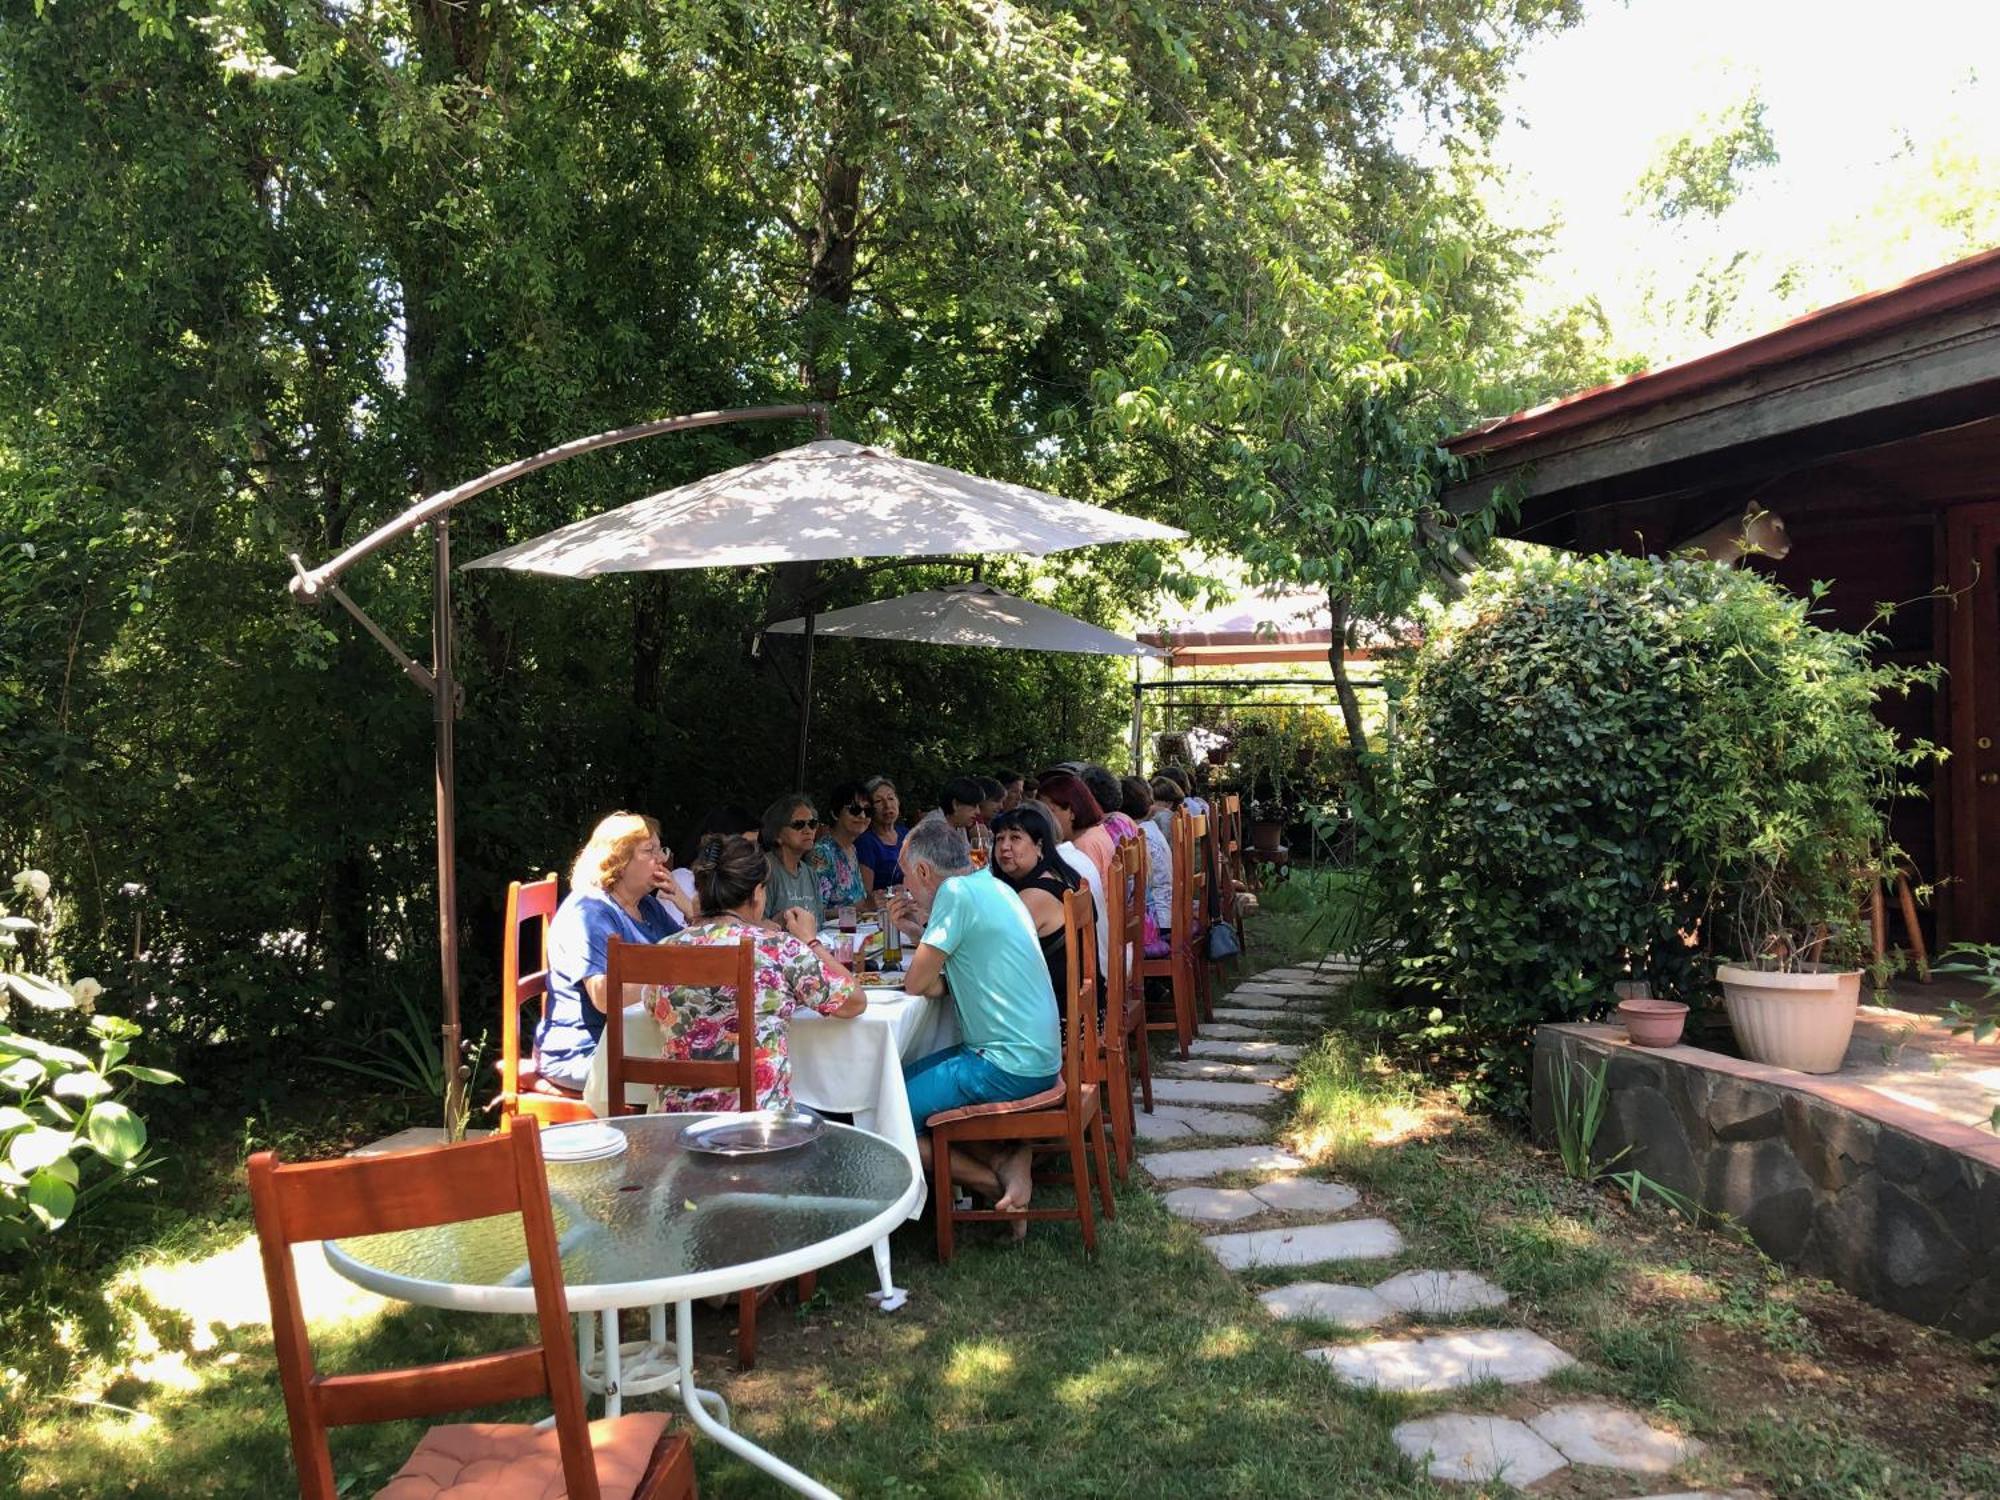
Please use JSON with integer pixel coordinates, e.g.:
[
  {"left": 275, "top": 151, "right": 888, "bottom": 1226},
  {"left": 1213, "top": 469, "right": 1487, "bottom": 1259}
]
[{"left": 1135, "top": 956, "right": 1716, "bottom": 1494}]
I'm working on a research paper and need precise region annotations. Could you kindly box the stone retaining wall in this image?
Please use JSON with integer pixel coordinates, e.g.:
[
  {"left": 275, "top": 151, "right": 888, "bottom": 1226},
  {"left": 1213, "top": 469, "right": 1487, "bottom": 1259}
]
[{"left": 1531, "top": 1023, "right": 2000, "bottom": 1338}]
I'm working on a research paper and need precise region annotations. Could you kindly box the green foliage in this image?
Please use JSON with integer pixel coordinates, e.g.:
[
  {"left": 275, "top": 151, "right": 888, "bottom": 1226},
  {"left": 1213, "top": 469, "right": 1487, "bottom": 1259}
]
[
  {"left": 1375, "top": 551, "right": 1932, "bottom": 1112},
  {"left": 1634, "top": 90, "right": 1781, "bottom": 222},
  {"left": 0, "top": 872, "right": 178, "bottom": 1251},
  {"left": 1931, "top": 945, "right": 2000, "bottom": 1131}
]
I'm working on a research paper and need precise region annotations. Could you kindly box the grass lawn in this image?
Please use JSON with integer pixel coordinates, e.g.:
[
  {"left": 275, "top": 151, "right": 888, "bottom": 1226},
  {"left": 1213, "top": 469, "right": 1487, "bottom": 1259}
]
[{"left": 4, "top": 871, "right": 1997, "bottom": 1497}]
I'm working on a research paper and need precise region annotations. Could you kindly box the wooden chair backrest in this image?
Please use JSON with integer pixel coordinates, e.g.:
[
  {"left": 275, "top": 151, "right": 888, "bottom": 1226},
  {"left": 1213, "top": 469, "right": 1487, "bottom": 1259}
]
[
  {"left": 1103, "top": 837, "right": 1145, "bottom": 1044},
  {"left": 603, "top": 936, "right": 758, "bottom": 1114},
  {"left": 1061, "top": 887, "right": 1101, "bottom": 1117},
  {"left": 1178, "top": 811, "right": 1208, "bottom": 941},
  {"left": 501, "top": 874, "right": 560, "bottom": 1101},
  {"left": 249, "top": 1123, "right": 600, "bottom": 1500}
]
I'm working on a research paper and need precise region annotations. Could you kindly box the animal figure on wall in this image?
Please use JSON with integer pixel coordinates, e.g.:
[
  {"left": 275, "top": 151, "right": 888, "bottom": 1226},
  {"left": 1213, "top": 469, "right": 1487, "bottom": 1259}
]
[{"left": 1679, "top": 504, "right": 1792, "bottom": 565}]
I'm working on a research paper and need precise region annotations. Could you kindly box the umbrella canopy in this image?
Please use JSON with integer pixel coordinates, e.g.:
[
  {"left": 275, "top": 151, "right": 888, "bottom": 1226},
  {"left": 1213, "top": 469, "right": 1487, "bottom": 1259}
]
[
  {"left": 765, "top": 582, "right": 1164, "bottom": 658},
  {"left": 464, "top": 437, "right": 1182, "bottom": 575}
]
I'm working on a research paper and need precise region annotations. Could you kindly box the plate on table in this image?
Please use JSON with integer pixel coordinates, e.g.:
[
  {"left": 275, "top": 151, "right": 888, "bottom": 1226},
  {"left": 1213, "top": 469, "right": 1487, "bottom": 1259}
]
[
  {"left": 539, "top": 1121, "right": 628, "bottom": 1163},
  {"left": 679, "top": 1107, "right": 824, "bottom": 1156},
  {"left": 864, "top": 984, "right": 910, "bottom": 1005}
]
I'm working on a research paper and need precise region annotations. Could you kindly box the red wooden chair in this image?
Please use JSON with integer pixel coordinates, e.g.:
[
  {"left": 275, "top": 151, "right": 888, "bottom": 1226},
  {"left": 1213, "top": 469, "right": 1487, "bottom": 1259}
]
[
  {"left": 248, "top": 1121, "right": 697, "bottom": 1500},
  {"left": 1096, "top": 837, "right": 1149, "bottom": 1175},
  {"left": 1141, "top": 811, "right": 1201, "bottom": 1057},
  {"left": 602, "top": 936, "right": 806, "bottom": 1371},
  {"left": 497, "top": 874, "right": 595, "bottom": 1128},
  {"left": 928, "top": 888, "right": 1115, "bottom": 1261}
]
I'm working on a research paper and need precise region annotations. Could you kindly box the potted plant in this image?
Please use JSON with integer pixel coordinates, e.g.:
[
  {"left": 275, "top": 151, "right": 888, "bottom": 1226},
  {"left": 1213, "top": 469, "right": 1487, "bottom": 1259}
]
[
  {"left": 1246, "top": 799, "right": 1289, "bottom": 853},
  {"left": 1683, "top": 576, "right": 1938, "bottom": 1074}
]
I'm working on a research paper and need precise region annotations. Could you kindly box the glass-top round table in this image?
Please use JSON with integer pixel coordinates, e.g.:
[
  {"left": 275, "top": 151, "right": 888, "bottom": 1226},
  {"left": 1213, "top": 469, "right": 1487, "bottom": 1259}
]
[{"left": 324, "top": 1114, "right": 919, "bottom": 1500}]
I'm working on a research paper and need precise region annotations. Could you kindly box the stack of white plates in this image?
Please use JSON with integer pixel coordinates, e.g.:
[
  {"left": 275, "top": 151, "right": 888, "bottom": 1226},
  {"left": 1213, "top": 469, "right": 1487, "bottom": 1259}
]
[{"left": 539, "top": 1121, "right": 628, "bottom": 1163}]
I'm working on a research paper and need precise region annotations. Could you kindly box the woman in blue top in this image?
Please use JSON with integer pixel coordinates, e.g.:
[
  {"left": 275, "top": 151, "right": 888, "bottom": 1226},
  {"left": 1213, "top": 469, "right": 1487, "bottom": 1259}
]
[
  {"left": 536, "top": 812, "right": 682, "bottom": 1090},
  {"left": 855, "top": 775, "right": 908, "bottom": 892}
]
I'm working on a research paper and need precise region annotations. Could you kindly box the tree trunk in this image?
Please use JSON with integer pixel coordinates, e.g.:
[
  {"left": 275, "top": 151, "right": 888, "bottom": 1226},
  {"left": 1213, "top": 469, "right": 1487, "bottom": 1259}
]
[{"left": 1326, "top": 590, "right": 1375, "bottom": 798}]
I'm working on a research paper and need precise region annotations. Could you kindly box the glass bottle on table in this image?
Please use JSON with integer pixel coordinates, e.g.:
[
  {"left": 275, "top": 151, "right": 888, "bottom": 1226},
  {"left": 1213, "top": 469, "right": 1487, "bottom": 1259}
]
[{"left": 881, "top": 888, "right": 904, "bottom": 967}]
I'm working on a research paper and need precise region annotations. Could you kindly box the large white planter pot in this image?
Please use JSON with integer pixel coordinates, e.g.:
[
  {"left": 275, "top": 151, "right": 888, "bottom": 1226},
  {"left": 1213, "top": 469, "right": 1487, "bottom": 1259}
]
[{"left": 1716, "top": 964, "right": 1861, "bottom": 1074}]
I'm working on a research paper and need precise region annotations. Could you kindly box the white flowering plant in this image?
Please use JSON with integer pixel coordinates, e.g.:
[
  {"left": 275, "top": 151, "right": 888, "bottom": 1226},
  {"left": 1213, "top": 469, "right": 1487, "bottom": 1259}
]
[{"left": 0, "top": 870, "right": 179, "bottom": 1250}]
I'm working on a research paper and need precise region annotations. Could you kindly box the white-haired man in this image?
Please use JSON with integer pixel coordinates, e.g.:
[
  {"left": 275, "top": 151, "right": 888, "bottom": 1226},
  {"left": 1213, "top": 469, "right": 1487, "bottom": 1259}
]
[{"left": 889, "top": 813, "right": 1060, "bottom": 1214}]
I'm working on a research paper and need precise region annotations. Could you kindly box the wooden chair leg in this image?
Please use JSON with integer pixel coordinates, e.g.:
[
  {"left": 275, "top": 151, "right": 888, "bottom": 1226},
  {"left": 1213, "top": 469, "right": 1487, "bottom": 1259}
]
[
  {"left": 1103, "top": 1048, "right": 1131, "bottom": 1179},
  {"left": 736, "top": 1287, "right": 757, "bottom": 1370},
  {"left": 1870, "top": 878, "right": 1888, "bottom": 966},
  {"left": 1089, "top": 1109, "right": 1116, "bottom": 1219},
  {"left": 1069, "top": 1123, "right": 1098, "bottom": 1254},
  {"left": 1895, "top": 873, "right": 1931, "bottom": 980},
  {"left": 932, "top": 1131, "right": 958, "bottom": 1264},
  {"left": 796, "top": 1270, "right": 818, "bottom": 1302},
  {"left": 1131, "top": 1025, "right": 1153, "bottom": 1113}
]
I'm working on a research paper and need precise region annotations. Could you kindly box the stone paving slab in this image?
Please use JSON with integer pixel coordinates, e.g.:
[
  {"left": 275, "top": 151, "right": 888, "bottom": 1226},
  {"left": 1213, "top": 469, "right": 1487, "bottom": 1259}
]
[
  {"left": 1189, "top": 1039, "right": 1302, "bottom": 1062},
  {"left": 1210, "top": 1006, "right": 1309, "bottom": 1025},
  {"left": 1218, "top": 990, "right": 1302, "bottom": 1010},
  {"left": 1258, "top": 1281, "right": 1394, "bottom": 1327},
  {"left": 1526, "top": 1402, "right": 1704, "bottom": 1474},
  {"left": 1623, "top": 1492, "right": 1757, "bottom": 1500},
  {"left": 1248, "top": 1177, "right": 1360, "bottom": 1215},
  {"left": 1138, "top": 1144, "right": 1302, "bottom": 1180},
  {"left": 1150, "top": 1077, "right": 1285, "bottom": 1107},
  {"left": 1194, "top": 1023, "right": 1267, "bottom": 1039},
  {"left": 1162, "top": 1186, "right": 1265, "bottom": 1223},
  {"left": 1310, "top": 1328, "right": 1575, "bottom": 1392},
  {"left": 1257, "top": 966, "right": 1356, "bottom": 982},
  {"left": 1202, "top": 1218, "right": 1403, "bottom": 1271},
  {"left": 1234, "top": 982, "right": 1346, "bottom": 997},
  {"left": 1392, "top": 1414, "right": 1569, "bottom": 1486},
  {"left": 1155, "top": 1059, "right": 1290, "bottom": 1083},
  {"left": 1373, "top": 1269, "right": 1509, "bottom": 1317},
  {"left": 1132, "top": 1105, "right": 1270, "bottom": 1142}
]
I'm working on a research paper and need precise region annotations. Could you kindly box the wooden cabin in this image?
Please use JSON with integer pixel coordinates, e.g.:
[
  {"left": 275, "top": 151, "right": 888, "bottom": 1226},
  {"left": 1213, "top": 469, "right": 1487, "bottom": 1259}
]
[{"left": 1444, "top": 247, "right": 2000, "bottom": 945}]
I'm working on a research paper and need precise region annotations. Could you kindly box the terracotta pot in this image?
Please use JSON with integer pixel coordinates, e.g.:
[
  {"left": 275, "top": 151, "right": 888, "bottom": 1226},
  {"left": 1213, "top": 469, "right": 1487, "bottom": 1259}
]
[
  {"left": 1249, "top": 820, "right": 1286, "bottom": 853},
  {"left": 1617, "top": 998, "right": 1688, "bottom": 1048},
  {"left": 1716, "top": 963, "right": 1861, "bottom": 1074}
]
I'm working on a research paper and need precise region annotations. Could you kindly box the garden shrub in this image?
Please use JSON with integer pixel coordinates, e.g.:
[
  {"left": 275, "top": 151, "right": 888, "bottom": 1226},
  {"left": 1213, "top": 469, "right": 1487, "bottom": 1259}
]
[{"left": 1375, "top": 551, "right": 1927, "bottom": 1114}]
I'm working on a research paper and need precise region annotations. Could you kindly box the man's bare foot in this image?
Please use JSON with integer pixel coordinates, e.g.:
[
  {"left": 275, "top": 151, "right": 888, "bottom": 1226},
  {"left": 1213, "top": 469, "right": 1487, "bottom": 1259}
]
[{"left": 993, "top": 1145, "right": 1034, "bottom": 1213}]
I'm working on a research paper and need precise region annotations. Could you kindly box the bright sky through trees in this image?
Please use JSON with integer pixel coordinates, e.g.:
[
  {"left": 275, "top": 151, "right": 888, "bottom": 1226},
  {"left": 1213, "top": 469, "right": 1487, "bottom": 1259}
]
[{"left": 1491, "top": 0, "right": 2000, "bottom": 368}]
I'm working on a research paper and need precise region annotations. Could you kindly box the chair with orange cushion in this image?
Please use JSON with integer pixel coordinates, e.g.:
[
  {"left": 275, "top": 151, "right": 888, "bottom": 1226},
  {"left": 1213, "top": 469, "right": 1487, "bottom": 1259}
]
[
  {"left": 248, "top": 1120, "right": 698, "bottom": 1500},
  {"left": 496, "top": 875, "right": 595, "bottom": 1128},
  {"left": 601, "top": 936, "right": 809, "bottom": 1372},
  {"left": 1141, "top": 811, "right": 1201, "bottom": 1058},
  {"left": 928, "top": 888, "right": 1115, "bottom": 1261}
]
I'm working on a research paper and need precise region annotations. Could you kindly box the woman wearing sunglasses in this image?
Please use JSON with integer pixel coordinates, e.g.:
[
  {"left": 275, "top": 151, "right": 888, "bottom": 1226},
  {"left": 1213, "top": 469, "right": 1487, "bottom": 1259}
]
[
  {"left": 814, "top": 780, "right": 873, "bottom": 909},
  {"left": 760, "top": 793, "right": 825, "bottom": 929}
]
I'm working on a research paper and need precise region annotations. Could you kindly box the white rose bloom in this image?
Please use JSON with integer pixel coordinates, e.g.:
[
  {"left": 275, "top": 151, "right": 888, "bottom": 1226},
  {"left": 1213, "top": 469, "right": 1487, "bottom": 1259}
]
[
  {"left": 70, "top": 977, "right": 103, "bottom": 1006},
  {"left": 15, "top": 870, "right": 50, "bottom": 900}
]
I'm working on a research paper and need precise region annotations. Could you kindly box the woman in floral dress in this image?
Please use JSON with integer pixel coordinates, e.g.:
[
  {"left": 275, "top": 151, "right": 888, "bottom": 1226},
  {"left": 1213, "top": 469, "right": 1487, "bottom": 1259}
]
[
  {"left": 813, "top": 779, "right": 873, "bottom": 910},
  {"left": 652, "top": 836, "right": 864, "bottom": 1113}
]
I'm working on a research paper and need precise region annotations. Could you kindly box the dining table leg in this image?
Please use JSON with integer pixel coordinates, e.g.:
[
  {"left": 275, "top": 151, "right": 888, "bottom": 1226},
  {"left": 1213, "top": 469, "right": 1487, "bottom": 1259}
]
[
  {"left": 863, "top": 1236, "right": 907, "bottom": 1312},
  {"left": 675, "top": 1299, "right": 843, "bottom": 1500}
]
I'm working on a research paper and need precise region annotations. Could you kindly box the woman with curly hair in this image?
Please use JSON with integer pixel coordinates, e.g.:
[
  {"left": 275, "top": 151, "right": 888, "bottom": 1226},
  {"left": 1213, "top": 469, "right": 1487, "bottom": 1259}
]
[
  {"left": 651, "top": 835, "right": 865, "bottom": 1113},
  {"left": 536, "top": 812, "right": 685, "bottom": 1091}
]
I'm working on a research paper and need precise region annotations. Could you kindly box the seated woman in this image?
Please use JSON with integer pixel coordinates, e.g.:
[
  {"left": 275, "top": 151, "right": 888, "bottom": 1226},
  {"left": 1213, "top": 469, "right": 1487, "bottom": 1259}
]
[
  {"left": 938, "top": 776, "right": 985, "bottom": 829},
  {"left": 987, "top": 802, "right": 1081, "bottom": 1013},
  {"left": 1147, "top": 775, "right": 1184, "bottom": 835},
  {"left": 1081, "top": 764, "right": 1141, "bottom": 850},
  {"left": 814, "top": 780, "right": 873, "bottom": 910},
  {"left": 672, "top": 805, "right": 758, "bottom": 905},
  {"left": 1036, "top": 770, "right": 1115, "bottom": 890},
  {"left": 536, "top": 813, "right": 684, "bottom": 1093},
  {"left": 1123, "top": 777, "right": 1175, "bottom": 955},
  {"left": 652, "top": 836, "right": 864, "bottom": 1113},
  {"left": 856, "top": 776, "right": 908, "bottom": 892},
  {"left": 760, "top": 793, "right": 824, "bottom": 927}
]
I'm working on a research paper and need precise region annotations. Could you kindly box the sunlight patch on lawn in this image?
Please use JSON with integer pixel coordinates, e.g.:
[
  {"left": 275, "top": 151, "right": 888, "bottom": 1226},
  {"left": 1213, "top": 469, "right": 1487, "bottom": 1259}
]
[
  {"left": 1194, "top": 1324, "right": 1254, "bottom": 1361},
  {"left": 942, "top": 1338, "right": 1016, "bottom": 1391},
  {"left": 1053, "top": 1352, "right": 1156, "bottom": 1406}
]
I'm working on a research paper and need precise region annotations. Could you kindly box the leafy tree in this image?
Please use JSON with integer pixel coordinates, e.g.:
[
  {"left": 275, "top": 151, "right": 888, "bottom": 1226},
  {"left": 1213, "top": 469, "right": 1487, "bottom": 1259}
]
[{"left": 1633, "top": 90, "right": 1780, "bottom": 223}]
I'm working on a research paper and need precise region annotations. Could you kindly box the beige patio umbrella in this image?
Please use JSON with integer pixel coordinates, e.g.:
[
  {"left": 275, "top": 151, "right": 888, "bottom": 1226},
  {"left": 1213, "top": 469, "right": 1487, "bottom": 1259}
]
[
  {"left": 764, "top": 581, "right": 1165, "bottom": 656},
  {"left": 463, "top": 438, "right": 1179, "bottom": 576}
]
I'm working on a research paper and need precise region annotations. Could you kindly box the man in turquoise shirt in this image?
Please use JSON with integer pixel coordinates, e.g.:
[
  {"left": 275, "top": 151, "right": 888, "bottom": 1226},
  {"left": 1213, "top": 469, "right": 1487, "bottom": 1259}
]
[{"left": 891, "top": 814, "right": 1061, "bottom": 1215}]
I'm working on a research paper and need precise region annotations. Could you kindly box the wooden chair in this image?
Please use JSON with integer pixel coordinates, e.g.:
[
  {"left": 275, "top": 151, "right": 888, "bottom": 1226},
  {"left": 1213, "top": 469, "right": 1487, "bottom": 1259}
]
[
  {"left": 249, "top": 1122, "right": 697, "bottom": 1500},
  {"left": 497, "top": 874, "right": 595, "bottom": 1128},
  {"left": 928, "top": 888, "right": 1115, "bottom": 1261},
  {"left": 1097, "top": 837, "right": 1149, "bottom": 1175},
  {"left": 1188, "top": 811, "right": 1216, "bottom": 1023},
  {"left": 1141, "top": 811, "right": 1201, "bottom": 1057},
  {"left": 601, "top": 936, "right": 805, "bottom": 1371},
  {"left": 1217, "top": 792, "right": 1254, "bottom": 945}
]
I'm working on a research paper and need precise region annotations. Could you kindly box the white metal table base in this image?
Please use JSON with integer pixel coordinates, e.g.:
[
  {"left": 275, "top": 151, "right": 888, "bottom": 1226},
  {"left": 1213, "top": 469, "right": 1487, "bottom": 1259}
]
[
  {"left": 863, "top": 1235, "right": 907, "bottom": 1312},
  {"left": 675, "top": 1299, "right": 843, "bottom": 1499},
  {"left": 577, "top": 1305, "right": 728, "bottom": 1424}
]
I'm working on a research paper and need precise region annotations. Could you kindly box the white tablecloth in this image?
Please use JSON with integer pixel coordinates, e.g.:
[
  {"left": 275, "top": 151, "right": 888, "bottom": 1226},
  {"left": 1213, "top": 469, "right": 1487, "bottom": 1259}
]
[{"left": 582, "top": 988, "right": 959, "bottom": 1222}]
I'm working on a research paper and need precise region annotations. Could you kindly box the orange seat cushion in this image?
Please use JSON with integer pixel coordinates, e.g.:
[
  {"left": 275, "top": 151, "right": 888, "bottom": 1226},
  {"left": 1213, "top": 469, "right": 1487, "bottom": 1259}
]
[
  {"left": 925, "top": 1082, "right": 1065, "bottom": 1130},
  {"left": 373, "top": 1414, "right": 673, "bottom": 1500}
]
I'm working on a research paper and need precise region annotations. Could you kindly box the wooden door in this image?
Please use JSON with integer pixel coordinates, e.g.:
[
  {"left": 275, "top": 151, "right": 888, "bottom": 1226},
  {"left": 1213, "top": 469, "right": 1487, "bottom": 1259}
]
[{"left": 1947, "top": 502, "right": 2000, "bottom": 944}]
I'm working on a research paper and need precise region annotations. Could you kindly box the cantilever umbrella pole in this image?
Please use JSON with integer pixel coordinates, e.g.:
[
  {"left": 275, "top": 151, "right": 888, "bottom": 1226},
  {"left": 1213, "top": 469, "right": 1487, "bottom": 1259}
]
[{"left": 286, "top": 403, "right": 829, "bottom": 1137}]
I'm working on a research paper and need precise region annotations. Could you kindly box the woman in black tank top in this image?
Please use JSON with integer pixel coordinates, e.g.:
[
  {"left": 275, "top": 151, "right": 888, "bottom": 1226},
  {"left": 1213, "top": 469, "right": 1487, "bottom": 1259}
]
[{"left": 988, "top": 803, "right": 1081, "bottom": 1015}]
